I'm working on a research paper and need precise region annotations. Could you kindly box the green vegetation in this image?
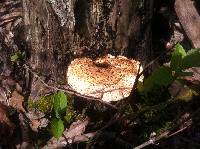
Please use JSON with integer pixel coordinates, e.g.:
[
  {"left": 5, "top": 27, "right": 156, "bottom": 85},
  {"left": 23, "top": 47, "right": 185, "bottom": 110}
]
[
  {"left": 27, "top": 43, "right": 200, "bottom": 145},
  {"left": 139, "top": 43, "right": 200, "bottom": 95},
  {"left": 50, "top": 91, "right": 68, "bottom": 138},
  {"left": 131, "top": 43, "right": 200, "bottom": 141},
  {"left": 10, "top": 51, "right": 25, "bottom": 62},
  {"left": 28, "top": 91, "right": 73, "bottom": 139},
  {"left": 28, "top": 94, "right": 54, "bottom": 113},
  {"left": 50, "top": 118, "right": 65, "bottom": 139}
]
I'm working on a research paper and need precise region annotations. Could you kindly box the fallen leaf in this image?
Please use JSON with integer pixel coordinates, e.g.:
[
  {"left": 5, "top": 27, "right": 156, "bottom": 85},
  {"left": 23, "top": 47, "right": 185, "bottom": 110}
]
[
  {"left": 184, "top": 67, "right": 200, "bottom": 85},
  {"left": 30, "top": 119, "right": 40, "bottom": 132},
  {"left": 9, "top": 90, "right": 25, "bottom": 112},
  {"left": 63, "top": 118, "right": 90, "bottom": 139}
]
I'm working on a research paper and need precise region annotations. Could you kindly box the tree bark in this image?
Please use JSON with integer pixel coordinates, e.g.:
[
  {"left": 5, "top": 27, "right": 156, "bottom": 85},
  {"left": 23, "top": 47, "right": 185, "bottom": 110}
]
[
  {"left": 175, "top": 0, "right": 200, "bottom": 48},
  {"left": 22, "top": 0, "right": 154, "bottom": 98}
]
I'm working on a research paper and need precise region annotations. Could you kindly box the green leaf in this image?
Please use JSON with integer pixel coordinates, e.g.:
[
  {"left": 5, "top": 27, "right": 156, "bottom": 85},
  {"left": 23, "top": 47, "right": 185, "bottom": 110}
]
[
  {"left": 53, "top": 91, "right": 68, "bottom": 119},
  {"left": 170, "top": 43, "right": 186, "bottom": 71},
  {"left": 139, "top": 67, "right": 174, "bottom": 94},
  {"left": 182, "top": 48, "right": 200, "bottom": 69},
  {"left": 51, "top": 118, "right": 64, "bottom": 139}
]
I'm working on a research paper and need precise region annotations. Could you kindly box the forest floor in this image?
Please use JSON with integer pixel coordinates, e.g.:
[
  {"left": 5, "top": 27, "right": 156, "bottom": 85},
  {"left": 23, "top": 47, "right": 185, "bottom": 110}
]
[{"left": 0, "top": 0, "right": 200, "bottom": 149}]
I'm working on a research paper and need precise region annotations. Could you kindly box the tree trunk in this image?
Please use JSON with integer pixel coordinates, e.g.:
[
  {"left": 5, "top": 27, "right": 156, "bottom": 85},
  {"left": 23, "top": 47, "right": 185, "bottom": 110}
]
[{"left": 22, "top": 0, "right": 154, "bottom": 98}]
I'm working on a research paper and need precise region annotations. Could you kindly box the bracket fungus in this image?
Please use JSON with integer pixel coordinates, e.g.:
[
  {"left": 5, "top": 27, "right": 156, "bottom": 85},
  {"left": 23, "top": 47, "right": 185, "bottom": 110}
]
[{"left": 67, "top": 55, "right": 143, "bottom": 102}]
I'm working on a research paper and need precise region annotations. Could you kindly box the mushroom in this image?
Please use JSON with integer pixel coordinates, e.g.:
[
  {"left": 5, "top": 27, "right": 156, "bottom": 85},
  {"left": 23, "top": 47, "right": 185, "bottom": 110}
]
[{"left": 67, "top": 54, "right": 143, "bottom": 102}]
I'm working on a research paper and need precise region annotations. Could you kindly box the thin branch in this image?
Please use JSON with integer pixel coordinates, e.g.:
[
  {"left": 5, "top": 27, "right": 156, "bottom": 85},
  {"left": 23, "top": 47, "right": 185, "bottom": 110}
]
[
  {"left": 23, "top": 64, "right": 118, "bottom": 110},
  {"left": 133, "top": 131, "right": 169, "bottom": 149},
  {"left": 133, "top": 110, "right": 195, "bottom": 149}
]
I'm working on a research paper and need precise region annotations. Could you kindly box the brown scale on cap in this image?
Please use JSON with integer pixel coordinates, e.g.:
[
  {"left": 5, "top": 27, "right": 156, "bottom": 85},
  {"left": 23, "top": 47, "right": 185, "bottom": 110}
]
[{"left": 67, "top": 54, "right": 143, "bottom": 102}]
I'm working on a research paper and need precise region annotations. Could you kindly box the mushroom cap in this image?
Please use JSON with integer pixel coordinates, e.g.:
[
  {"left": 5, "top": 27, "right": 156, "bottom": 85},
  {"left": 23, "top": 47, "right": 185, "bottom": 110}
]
[{"left": 67, "top": 54, "right": 143, "bottom": 102}]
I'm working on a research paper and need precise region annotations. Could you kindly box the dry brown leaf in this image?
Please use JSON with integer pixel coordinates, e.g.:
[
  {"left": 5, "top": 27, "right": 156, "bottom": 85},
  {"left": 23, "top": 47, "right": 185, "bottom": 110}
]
[
  {"left": 185, "top": 68, "right": 200, "bottom": 85},
  {"left": 9, "top": 90, "right": 25, "bottom": 112},
  {"left": 30, "top": 119, "right": 40, "bottom": 132},
  {"left": 63, "top": 118, "right": 90, "bottom": 139},
  {"left": 69, "top": 132, "right": 96, "bottom": 143}
]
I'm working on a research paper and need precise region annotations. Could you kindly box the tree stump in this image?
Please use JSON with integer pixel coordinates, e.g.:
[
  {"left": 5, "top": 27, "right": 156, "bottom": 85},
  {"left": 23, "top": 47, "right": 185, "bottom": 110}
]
[{"left": 21, "top": 0, "right": 154, "bottom": 99}]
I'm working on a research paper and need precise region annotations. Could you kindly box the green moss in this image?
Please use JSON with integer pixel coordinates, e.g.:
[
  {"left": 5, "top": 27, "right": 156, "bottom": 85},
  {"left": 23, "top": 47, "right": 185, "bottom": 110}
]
[
  {"left": 64, "top": 109, "right": 75, "bottom": 124},
  {"left": 143, "top": 110, "right": 156, "bottom": 123},
  {"left": 163, "top": 121, "right": 173, "bottom": 130},
  {"left": 176, "top": 86, "right": 198, "bottom": 102},
  {"left": 27, "top": 99, "right": 35, "bottom": 110},
  {"left": 37, "top": 95, "right": 54, "bottom": 113},
  {"left": 28, "top": 94, "right": 54, "bottom": 113}
]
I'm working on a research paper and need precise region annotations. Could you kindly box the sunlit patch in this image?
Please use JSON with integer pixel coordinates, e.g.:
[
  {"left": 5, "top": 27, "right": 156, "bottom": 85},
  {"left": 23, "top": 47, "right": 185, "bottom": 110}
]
[{"left": 67, "top": 55, "right": 143, "bottom": 102}]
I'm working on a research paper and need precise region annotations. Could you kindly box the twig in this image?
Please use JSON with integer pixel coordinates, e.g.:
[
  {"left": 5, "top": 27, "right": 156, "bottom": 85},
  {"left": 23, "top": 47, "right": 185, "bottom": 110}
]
[
  {"left": 168, "top": 125, "right": 189, "bottom": 138},
  {"left": 23, "top": 64, "right": 118, "bottom": 110},
  {"left": 133, "top": 131, "right": 169, "bottom": 149},
  {"left": 133, "top": 126, "right": 190, "bottom": 149},
  {"left": 133, "top": 124, "right": 191, "bottom": 149},
  {"left": 133, "top": 112, "right": 194, "bottom": 149}
]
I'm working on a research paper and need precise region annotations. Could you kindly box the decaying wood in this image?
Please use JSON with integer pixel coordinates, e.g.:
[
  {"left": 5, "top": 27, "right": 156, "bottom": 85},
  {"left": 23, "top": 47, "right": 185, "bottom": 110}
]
[
  {"left": 21, "top": 0, "right": 153, "bottom": 100},
  {"left": 175, "top": 0, "right": 200, "bottom": 48}
]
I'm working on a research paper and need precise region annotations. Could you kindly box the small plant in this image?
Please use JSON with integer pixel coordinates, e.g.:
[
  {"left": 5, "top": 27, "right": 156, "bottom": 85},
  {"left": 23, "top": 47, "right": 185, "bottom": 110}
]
[
  {"left": 51, "top": 118, "right": 65, "bottom": 139},
  {"left": 28, "top": 91, "right": 71, "bottom": 139},
  {"left": 50, "top": 91, "right": 68, "bottom": 138},
  {"left": 10, "top": 51, "right": 25, "bottom": 62},
  {"left": 139, "top": 43, "right": 200, "bottom": 95}
]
